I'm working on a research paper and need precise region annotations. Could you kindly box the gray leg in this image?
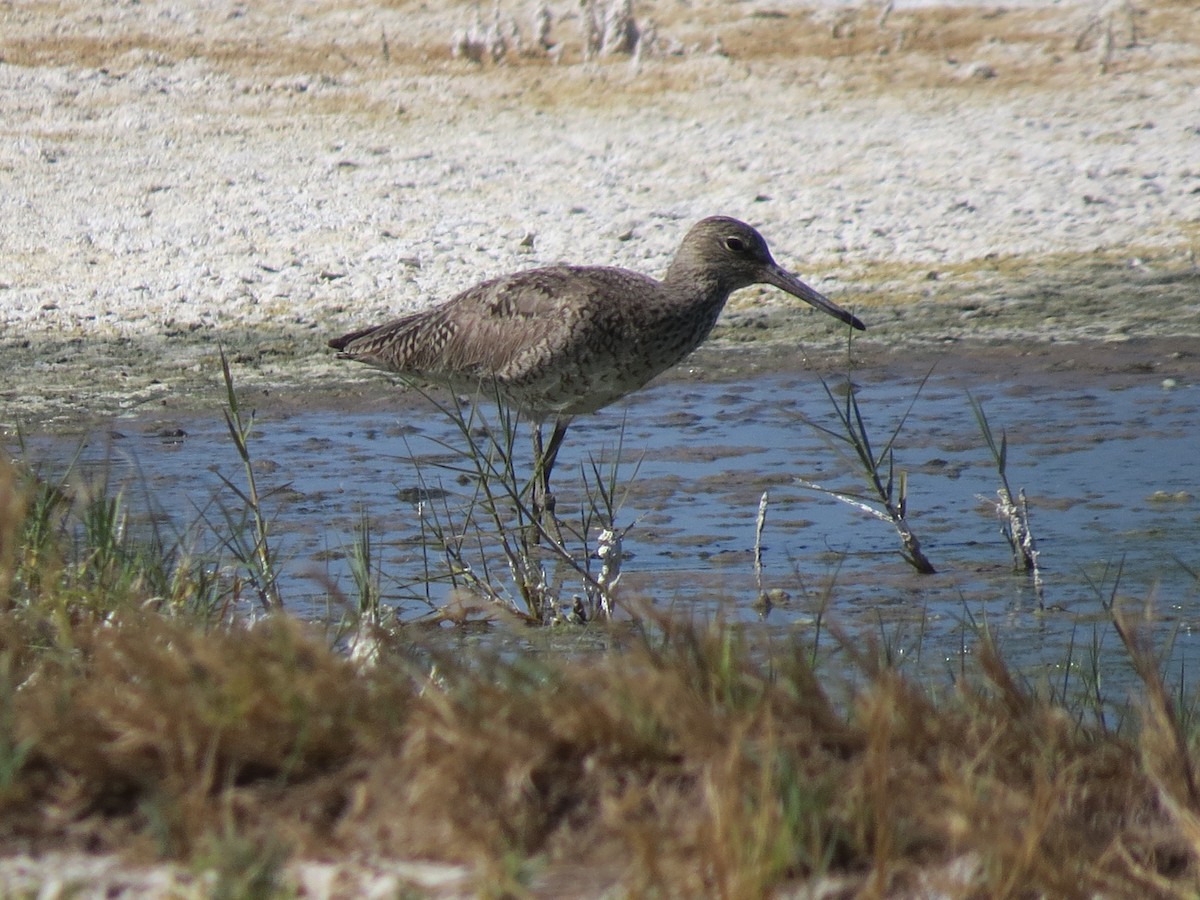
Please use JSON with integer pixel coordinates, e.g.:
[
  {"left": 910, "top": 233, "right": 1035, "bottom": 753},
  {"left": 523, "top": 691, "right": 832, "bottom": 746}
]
[
  {"left": 532, "top": 418, "right": 570, "bottom": 542},
  {"left": 542, "top": 418, "right": 569, "bottom": 486}
]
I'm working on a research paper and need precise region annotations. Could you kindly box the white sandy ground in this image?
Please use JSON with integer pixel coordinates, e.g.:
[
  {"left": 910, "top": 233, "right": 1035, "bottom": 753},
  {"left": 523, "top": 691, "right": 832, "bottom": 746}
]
[
  {"left": 1, "top": 0, "right": 1199, "bottom": 428},
  {"left": 1, "top": 0, "right": 1199, "bottom": 895}
]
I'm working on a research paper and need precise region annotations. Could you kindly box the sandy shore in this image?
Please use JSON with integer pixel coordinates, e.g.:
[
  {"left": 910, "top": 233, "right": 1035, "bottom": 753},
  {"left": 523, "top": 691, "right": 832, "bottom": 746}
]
[{"left": 2, "top": 0, "right": 1199, "bottom": 430}]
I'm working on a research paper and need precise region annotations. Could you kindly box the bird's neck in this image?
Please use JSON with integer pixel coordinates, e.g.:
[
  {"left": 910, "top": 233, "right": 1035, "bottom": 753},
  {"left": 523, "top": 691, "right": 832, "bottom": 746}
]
[
  {"left": 656, "top": 267, "right": 733, "bottom": 351},
  {"left": 662, "top": 261, "right": 731, "bottom": 308}
]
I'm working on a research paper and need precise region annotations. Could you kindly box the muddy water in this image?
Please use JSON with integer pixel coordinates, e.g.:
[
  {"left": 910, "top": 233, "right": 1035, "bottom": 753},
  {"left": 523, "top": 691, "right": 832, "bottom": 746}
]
[{"left": 11, "top": 363, "right": 1200, "bottom": 690}]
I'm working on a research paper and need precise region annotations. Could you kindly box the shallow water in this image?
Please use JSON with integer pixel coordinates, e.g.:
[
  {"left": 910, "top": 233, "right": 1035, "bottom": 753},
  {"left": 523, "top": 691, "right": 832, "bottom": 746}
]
[{"left": 12, "top": 364, "right": 1200, "bottom": 692}]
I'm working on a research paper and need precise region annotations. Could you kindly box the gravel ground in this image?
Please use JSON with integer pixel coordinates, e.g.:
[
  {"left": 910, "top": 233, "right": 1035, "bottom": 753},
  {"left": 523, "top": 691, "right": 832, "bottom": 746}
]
[
  {"left": 3, "top": 0, "right": 1199, "bottom": 429},
  {"left": 3, "top": 0, "right": 1199, "bottom": 430}
]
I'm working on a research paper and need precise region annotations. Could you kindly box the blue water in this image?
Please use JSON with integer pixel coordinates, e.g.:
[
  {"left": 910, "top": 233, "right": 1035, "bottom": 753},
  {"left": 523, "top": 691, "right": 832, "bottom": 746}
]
[{"left": 11, "top": 366, "right": 1200, "bottom": 692}]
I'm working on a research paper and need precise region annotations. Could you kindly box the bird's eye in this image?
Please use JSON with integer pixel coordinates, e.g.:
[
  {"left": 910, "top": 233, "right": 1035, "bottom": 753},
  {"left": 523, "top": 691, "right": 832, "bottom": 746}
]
[{"left": 723, "top": 236, "right": 748, "bottom": 254}]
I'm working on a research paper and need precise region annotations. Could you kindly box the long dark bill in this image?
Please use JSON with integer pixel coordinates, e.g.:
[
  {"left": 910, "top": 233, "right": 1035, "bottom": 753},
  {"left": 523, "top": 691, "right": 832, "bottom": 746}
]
[{"left": 766, "top": 265, "right": 866, "bottom": 332}]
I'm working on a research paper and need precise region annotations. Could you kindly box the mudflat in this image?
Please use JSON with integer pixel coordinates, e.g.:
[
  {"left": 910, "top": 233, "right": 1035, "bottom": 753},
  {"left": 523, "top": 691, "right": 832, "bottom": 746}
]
[{"left": 2, "top": 0, "right": 1198, "bottom": 429}]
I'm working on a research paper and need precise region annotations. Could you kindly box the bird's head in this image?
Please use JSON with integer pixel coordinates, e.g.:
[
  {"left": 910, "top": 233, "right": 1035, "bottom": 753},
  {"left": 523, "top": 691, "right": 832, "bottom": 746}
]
[{"left": 673, "top": 216, "right": 866, "bottom": 332}]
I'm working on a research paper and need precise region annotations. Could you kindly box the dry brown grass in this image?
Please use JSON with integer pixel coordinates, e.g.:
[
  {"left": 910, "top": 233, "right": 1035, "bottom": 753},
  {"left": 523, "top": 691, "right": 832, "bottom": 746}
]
[
  {"left": 3, "top": 607, "right": 1198, "bottom": 895},
  {"left": 3, "top": 442, "right": 1200, "bottom": 896},
  {"left": 34, "top": 328, "right": 1200, "bottom": 900},
  {"left": 3, "top": 0, "right": 1197, "bottom": 107}
]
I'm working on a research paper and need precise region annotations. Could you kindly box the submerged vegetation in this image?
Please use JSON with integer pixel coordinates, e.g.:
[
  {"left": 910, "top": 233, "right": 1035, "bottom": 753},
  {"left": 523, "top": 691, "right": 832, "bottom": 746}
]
[
  {"left": 0, "top": 361, "right": 1199, "bottom": 895},
  {"left": 797, "top": 368, "right": 937, "bottom": 576}
]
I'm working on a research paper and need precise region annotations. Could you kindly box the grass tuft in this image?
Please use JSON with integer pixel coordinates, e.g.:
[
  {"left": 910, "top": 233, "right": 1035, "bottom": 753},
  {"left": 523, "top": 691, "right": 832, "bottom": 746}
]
[
  {"left": 970, "top": 392, "right": 1045, "bottom": 605},
  {"left": 215, "top": 346, "right": 282, "bottom": 612},
  {"left": 797, "top": 368, "right": 937, "bottom": 574},
  {"left": 399, "top": 383, "right": 634, "bottom": 625}
]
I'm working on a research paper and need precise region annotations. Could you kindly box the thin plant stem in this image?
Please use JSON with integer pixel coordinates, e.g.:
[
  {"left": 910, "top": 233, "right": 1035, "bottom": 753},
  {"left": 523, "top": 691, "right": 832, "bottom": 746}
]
[
  {"left": 968, "top": 392, "right": 1043, "bottom": 606},
  {"left": 397, "top": 379, "right": 630, "bottom": 624},
  {"left": 217, "top": 347, "right": 281, "bottom": 612},
  {"left": 797, "top": 370, "right": 936, "bottom": 574}
]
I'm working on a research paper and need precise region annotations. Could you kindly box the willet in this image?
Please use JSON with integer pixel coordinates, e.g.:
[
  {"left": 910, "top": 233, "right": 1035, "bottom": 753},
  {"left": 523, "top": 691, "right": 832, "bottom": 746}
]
[{"left": 329, "top": 216, "right": 865, "bottom": 527}]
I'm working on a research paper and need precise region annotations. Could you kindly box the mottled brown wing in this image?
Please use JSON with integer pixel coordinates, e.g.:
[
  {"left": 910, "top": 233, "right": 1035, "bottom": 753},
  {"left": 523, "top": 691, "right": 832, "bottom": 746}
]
[{"left": 329, "top": 265, "right": 652, "bottom": 385}]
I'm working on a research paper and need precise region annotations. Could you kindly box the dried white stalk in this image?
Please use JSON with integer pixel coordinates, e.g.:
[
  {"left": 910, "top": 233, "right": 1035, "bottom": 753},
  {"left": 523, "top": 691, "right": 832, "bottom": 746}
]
[{"left": 594, "top": 526, "right": 622, "bottom": 618}]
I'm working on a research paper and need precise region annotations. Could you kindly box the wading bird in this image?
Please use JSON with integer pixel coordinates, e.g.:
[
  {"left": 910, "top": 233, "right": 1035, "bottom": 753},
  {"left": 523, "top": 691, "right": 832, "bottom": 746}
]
[{"left": 330, "top": 216, "right": 865, "bottom": 529}]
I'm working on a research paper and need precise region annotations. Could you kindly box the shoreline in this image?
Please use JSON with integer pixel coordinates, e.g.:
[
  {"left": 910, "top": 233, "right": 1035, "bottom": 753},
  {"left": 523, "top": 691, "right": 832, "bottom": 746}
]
[
  {"left": 4, "top": 243, "right": 1198, "bottom": 430},
  {"left": 7, "top": 328, "right": 1196, "bottom": 437},
  {"left": 3, "top": 0, "right": 1199, "bottom": 423}
]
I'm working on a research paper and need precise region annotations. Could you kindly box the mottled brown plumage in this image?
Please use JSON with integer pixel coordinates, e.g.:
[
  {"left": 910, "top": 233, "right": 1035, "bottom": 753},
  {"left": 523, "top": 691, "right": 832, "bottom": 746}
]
[
  {"left": 331, "top": 217, "right": 862, "bottom": 414},
  {"left": 329, "top": 216, "right": 865, "bottom": 528}
]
